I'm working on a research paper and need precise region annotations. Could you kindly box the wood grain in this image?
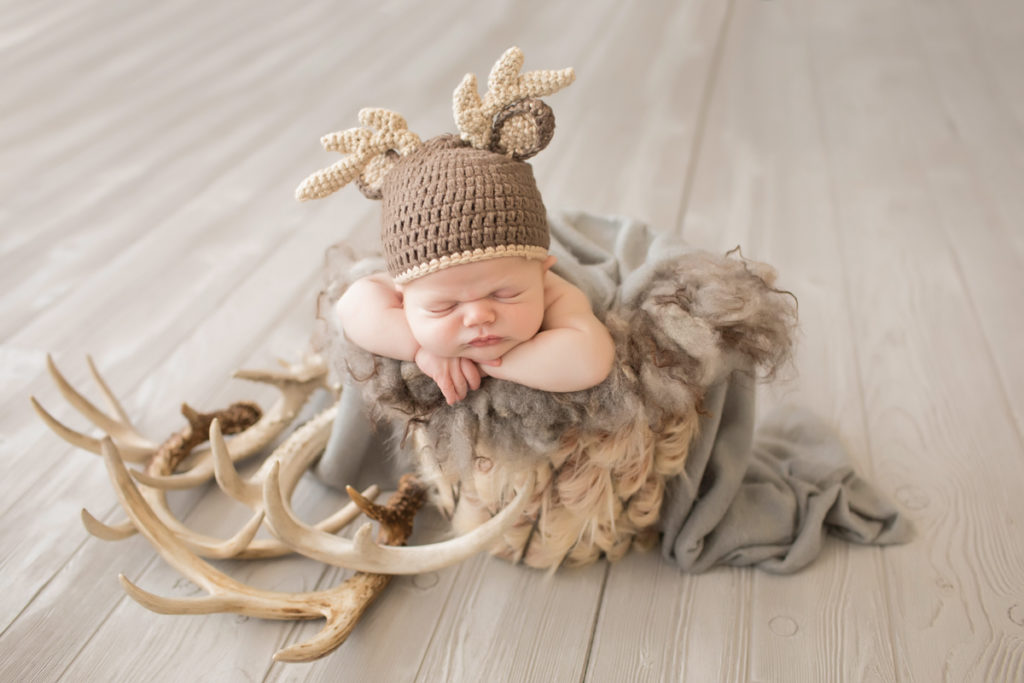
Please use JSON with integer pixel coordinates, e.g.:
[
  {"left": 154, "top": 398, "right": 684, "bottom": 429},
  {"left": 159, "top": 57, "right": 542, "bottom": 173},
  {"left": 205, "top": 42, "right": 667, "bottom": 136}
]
[
  {"left": 801, "top": 0, "right": 1024, "bottom": 679},
  {"left": 2, "top": 0, "right": 1023, "bottom": 680}
]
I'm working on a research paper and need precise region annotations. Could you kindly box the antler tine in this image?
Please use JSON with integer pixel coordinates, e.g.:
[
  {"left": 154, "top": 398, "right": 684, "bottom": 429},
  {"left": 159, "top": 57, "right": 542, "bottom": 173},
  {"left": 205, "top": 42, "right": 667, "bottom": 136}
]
[
  {"left": 263, "top": 459, "right": 537, "bottom": 575},
  {"left": 101, "top": 438, "right": 247, "bottom": 591},
  {"left": 209, "top": 418, "right": 260, "bottom": 505},
  {"left": 44, "top": 355, "right": 157, "bottom": 456},
  {"left": 80, "top": 505, "right": 261, "bottom": 556},
  {"left": 101, "top": 437, "right": 420, "bottom": 662},
  {"left": 62, "top": 407, "right": 267, "bottom": 557},
  {"left": 131, "top": 463, "right": 213, "bottom": 489},
  {"left": 32, "top": 397, "right": 104, "bottom": 456},
  {"left": 133, "top": 357, "right": 327, "bottom": 489},
  {"left": 208, "top": 403, "right": 376, "bottom": 539},
  {"left": 86, "top": 354, "right": 134, "bottom": 428},
  {"left": 135, "top": 404, "right": 373, "bottom": 560},
  {"left": 44, "top": 353, "right": 376, "bottom": 561},
  {"left": 81, "top": 508, "right": 135, "bottom": 541}
]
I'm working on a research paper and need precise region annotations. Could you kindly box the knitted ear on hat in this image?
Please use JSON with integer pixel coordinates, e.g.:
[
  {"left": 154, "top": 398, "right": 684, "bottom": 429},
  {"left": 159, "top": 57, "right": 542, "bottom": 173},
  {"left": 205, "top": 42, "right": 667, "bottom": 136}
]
[{"left": 453, "top": 46, "right": 574, "bottom": 159}]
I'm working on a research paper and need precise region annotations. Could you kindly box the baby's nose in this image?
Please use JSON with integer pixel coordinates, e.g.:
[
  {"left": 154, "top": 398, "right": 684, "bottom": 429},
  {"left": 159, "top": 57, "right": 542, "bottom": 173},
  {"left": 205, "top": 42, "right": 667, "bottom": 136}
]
[{"left": 462, "top": 301, "right": 496, "bottom": 326}]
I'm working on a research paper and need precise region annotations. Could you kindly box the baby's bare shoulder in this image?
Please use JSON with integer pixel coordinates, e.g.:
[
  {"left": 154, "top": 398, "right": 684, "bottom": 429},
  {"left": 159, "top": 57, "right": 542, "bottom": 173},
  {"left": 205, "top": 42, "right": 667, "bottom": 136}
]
[
  {"left": 543, "top": 269, "right": 579, "bottom": 295},
  {"left": 542, "top": 271, "right": 592, "bottom": 317}
]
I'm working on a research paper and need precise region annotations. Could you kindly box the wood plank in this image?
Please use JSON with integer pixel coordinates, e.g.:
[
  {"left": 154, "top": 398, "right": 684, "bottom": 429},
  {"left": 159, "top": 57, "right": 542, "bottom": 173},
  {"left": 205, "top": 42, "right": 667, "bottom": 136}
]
[
  {"left": 659, "top": 1, "right": 907, "bottom": 681},
  {"left": 532, "top": 0, "right": 726, "bottom": 233},
  {"left": 5, "top": 0, "right": 1023, "bottom": 679},
  {"left": 899, "top": 0, "right": 1024, "bottom": 439},
  {"left": 1, "top": 287, "right": 326, "bottom": 682},
  {"left": 0, "top": 1, "right": 142, "bottom": 73},
  {"left": 800, "top": 0, "right": 1024, "bottom": 678},
  {"left": 262, "top": 508, "right": 466, "bottom": 683},
  {"left": 588, "top": 551, "right": 756, "bottom": 682},
  {"left": 0, "top": 1, "right": 343, "bottom": 338},
  {"left": 949, "top": 0, "right": 1024, "bottom": 139}
]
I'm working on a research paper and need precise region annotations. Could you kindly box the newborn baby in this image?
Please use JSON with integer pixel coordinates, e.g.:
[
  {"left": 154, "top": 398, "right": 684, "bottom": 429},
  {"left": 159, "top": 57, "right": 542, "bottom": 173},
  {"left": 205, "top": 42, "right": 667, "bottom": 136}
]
[
  {"left": 337, "top": 253, "right": 614, "bottom": 404},
  {"left": 294, "top": 48, "right": 600, "bottom": 405}
]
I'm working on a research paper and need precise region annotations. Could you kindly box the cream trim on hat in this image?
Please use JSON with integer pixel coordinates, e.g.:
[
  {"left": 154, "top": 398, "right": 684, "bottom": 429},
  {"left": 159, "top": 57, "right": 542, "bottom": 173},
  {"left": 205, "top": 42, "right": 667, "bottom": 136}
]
[{"left": 392, "top": 245, "right": 549, "bottom": 284}]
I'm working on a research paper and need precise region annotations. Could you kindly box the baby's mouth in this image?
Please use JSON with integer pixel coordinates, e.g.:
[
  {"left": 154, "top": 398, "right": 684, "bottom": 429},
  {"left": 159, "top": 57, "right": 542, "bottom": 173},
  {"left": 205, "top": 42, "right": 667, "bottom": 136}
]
[{"left": 468, "top": 335, "right": 503, "bottom": 347}]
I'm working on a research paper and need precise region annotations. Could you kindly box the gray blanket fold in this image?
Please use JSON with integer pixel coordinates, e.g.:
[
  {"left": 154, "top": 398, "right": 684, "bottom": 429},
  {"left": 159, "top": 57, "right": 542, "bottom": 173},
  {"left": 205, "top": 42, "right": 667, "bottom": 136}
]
[
  {"left": 316, "top": 209, "right": 912, "bottom": 574},
  {"left": 659, "top": 370, "right": 912, "bottom": 574}
]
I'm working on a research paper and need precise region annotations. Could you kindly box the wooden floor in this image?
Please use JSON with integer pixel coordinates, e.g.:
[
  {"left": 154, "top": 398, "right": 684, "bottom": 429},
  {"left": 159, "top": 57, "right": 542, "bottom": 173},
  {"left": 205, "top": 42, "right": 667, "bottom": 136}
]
[{"left": 2, "top": 0, "right": 1023, "bottom": 680}]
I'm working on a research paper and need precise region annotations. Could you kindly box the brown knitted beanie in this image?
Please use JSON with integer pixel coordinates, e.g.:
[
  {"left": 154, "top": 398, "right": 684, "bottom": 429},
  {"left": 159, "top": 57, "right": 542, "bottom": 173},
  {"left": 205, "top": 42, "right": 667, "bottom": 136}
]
[
  {"left": 295, "top": 47, "right": 574, "bottom": 283},
  {"left": 381, "top": 135, "right": 549, "bottom": 283}
]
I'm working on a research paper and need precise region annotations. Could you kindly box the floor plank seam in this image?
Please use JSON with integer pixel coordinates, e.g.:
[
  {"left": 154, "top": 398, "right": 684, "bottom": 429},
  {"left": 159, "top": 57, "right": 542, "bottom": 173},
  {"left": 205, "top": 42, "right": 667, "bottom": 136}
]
[
  {"left": 3, "top": 1, "right": 335, "bottom": 294},
  {"left": 797, "top": 10, "right": 906, "bottom": 680},
  {"left": 898, "top": 0, "right": 1024, "bottom": 449},
  {"left": 53, "top": 569, "right": 135, "bottom": 682},
  {"left": 2, "top": 250, "right": 325, "bottom": 524},
  {"left": 940, "top": 0, "right": 1024, "bottom": 140},
  {"left": 0, "top": 531, "right": 93, "bottom": 640},
  {"left": 673, "top": 0, "right": 738, "bottom": 235},
  {"left": 3, "top": 268, "right": 324, "bottom": 635},
  {"left": 411, "top": 560, "right": 473, "bottom": 683},
  {"left": 577, "top": 560, "right": 611, "bottom": 683}
]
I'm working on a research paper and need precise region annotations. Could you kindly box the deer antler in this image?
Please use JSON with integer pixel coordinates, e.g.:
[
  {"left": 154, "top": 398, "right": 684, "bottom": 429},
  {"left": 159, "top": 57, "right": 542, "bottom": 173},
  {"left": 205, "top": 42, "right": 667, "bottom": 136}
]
[
  {"left": 32, "top": 355, "right": 363, "bottom": 559},
  {"left": 295, "top": 107, "right": 422, "bottom": 201},
  {"left": 453, "top": 46, "right": 575, "bottom": 151},
  {"left": 33, "top": 354, "right": 327, "bottom": 487},
  {"left": 72, "top": 400, "right": 533, "bottom": 661},
  {"left": 97, "top": 437, "right": 423, "bottom": 662},
  {"left": 263, "top": 461, "right": 537, "bottom": 574}
]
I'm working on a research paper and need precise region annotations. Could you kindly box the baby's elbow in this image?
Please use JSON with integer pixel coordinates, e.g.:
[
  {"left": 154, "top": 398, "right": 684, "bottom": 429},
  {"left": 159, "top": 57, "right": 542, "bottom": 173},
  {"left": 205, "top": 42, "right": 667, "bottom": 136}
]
[
  {"left": 335, "top": 294, "right": 352, "bottom": 330},
  {"left": 591, "top": 332, "right": 616, "bottom": 386},
  {"left": 335, "top": 280, "right": 366, "bottom": 327},
  {"left": 576, "top": 327, "right": 615, "bottom": 390}
]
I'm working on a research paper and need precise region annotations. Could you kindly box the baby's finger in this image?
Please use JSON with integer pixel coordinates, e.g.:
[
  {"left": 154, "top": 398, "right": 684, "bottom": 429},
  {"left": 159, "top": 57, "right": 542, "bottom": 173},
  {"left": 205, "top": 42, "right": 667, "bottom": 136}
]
[
  {"left": 462, "top": 358, "right": 481, "bottom": 391},
  {"left": 478, "top": 357, "right": 502, "bottom": 367},
  {"left": 436, "top": 376, "right": 457, "bottom": 405},
  {"left": 450, "top": 366, "right": 468, "bottom": 402}
]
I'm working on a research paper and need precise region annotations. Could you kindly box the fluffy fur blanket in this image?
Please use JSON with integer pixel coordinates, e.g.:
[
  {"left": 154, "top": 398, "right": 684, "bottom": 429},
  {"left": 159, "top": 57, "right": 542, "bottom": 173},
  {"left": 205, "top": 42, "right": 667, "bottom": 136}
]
[{"left": 315, "top": 211, "right": 911, "bottom": 572}]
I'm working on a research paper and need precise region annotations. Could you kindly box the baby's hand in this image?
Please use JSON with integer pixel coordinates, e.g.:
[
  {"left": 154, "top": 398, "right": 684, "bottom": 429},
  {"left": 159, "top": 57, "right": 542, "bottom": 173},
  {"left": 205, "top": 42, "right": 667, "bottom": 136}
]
[{"left": 415, "top": 349, "right": 483, "bottom": 405}]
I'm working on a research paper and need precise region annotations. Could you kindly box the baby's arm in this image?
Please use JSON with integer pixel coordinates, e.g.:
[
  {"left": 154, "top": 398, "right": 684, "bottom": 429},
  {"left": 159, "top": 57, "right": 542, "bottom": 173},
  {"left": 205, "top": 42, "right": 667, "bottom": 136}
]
[
  {"left": 336, "top": 273, "right": 419, "bottom": 361},
  {"left": 336, "top": 274, "right": 483, "bottom": 404},
  {"left": 483, "top": 274, "right": 615, "bottom": 392}
]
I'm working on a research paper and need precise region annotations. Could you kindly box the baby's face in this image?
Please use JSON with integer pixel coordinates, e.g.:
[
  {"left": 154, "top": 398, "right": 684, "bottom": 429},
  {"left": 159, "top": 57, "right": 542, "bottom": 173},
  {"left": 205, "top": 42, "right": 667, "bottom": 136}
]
[{"left": 399, "top": 255, "right": 553, "bottom": 363}]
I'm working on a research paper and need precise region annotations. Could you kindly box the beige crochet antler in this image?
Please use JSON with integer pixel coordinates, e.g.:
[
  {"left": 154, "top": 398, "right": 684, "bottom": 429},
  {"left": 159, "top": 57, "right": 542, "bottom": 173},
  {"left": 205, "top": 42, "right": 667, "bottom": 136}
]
[
  {"left": 453, "top": 46, "right": 575, "bottom": 152},
  {"left": 295, "top": 108, "right": 421, "bottom": 201}
]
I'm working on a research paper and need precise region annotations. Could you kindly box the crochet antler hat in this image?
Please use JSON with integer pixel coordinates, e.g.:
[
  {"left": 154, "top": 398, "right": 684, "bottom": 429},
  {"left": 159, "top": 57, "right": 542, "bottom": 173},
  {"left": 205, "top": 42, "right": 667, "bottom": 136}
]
[{"left": 296, "top": 47, "right": 575, "bottom": 283}]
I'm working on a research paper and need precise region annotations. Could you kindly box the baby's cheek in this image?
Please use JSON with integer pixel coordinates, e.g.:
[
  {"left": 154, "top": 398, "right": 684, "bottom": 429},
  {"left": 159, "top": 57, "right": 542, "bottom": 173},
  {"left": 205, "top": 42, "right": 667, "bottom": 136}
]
[
  {"left": 525, "top": 301, "right": 547, "bottom": 336},
  {"left": 404, "top": 312, "right": 432, "bottom": 346},
  {"left": 411, "top": 318, "right": 456, "bottom": 355}
]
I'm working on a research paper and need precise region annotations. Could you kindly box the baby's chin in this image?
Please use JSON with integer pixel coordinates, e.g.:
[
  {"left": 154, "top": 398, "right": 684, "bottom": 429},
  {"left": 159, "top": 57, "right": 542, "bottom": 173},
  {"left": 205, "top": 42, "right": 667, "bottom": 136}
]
[{"left": 459, "top": 339, "right": 519, "bottom": 363}]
